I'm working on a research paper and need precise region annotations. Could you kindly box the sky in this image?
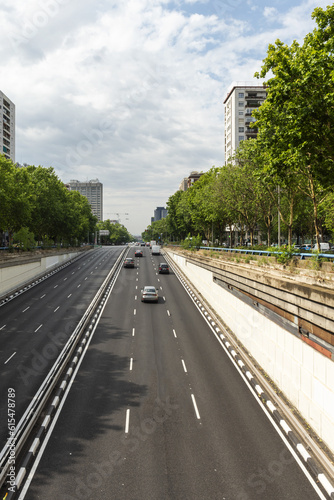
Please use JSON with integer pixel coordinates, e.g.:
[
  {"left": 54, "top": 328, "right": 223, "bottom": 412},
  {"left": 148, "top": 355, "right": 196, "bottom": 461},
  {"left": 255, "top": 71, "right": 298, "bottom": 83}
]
[{"left": 0, "top": 0, "right": 330, "bottom": 235}]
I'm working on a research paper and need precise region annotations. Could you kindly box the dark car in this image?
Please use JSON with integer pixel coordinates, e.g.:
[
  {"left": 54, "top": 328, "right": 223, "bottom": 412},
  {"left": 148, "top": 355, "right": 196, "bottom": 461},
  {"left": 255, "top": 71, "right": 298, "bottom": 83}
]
[
  {"left": 135, "top": 250, "right": 143, "bottom": 257},
  {"left": 124, "top": 257, "right": 135, "bottom": 268},
  {"left": 158, "top": 263, "right": 169, "bottom": 274}
]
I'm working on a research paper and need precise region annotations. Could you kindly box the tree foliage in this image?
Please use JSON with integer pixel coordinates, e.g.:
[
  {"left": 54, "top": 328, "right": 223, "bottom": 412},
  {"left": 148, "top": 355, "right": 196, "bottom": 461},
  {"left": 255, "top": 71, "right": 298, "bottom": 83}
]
[
  {"left": 0, "top": 156, "right": 98, "bottom": 246},
  {"left": 97, "top": 220, "right": 133, "bottom": 245},
  {"left": 253, "top": 5, "right": 334, "bottom": 249}
]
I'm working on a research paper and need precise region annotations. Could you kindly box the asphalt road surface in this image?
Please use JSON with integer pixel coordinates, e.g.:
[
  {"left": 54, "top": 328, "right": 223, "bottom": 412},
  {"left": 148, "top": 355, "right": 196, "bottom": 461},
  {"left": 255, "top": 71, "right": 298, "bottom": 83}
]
[
  {"left": 0, "top": 246, "right": 124, "bottom": 447},
  {"left": 9, "top": 246, "right": 326, "bottom": 499}
]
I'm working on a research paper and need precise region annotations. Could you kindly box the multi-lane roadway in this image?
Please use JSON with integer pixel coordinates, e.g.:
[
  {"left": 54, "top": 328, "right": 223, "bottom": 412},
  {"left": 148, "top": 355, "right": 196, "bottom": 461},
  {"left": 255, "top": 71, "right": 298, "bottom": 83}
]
[
  {"left": 0, "top": 247, "right": 124, "bottom": 447},
  {"left": 1, "top": 245, "right": 328, "bottom": 499}
]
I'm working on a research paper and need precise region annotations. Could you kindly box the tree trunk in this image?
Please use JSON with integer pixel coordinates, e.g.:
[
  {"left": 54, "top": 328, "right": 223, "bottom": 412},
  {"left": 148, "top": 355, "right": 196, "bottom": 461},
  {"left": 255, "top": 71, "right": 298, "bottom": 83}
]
[
  {"left": 308, "top": 174, "right": 321, "bottom": 251},
  {"left": 267, "top": 219, "right": 271, "bottom": 247}
]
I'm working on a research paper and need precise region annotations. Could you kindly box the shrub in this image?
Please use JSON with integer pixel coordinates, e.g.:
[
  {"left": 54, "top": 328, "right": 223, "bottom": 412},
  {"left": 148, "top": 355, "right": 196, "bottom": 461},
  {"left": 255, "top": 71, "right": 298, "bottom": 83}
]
[
  {"left": 12, "top": 227, "right": 35, "bottom": 251},
  {"left": 275, "top": 246, "right": 295, "bottom": 265}
]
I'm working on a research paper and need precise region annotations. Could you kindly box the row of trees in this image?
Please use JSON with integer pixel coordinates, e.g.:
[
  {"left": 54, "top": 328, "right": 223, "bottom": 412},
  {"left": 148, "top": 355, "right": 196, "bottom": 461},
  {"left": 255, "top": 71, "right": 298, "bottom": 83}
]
[
  {"left": 97, "top": 219, "right": 133, "bottom": 245},
  {"left": 143, "top": 5, "right": 334, "bottom": 249},
  {"left": 0, "top": 156, "right": 97, "bottom": 247}
]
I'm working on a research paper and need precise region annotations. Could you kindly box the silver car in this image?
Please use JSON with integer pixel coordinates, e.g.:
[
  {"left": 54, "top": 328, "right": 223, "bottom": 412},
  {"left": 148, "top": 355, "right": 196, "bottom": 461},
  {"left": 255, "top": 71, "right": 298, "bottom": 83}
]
[{"left": 141, "top": 286, "right": 159, "bottom": 303}]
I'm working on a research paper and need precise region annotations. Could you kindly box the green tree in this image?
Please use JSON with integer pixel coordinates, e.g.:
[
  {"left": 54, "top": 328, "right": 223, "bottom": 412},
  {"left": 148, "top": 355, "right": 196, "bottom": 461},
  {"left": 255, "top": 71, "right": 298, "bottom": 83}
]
[
  {"left": 186, "top": 167, "right": 222, "bottom": 244},
  {"left": 26, "top": 165, "right": 68, "bottom": 243},
  {"left": 0, "top": 157, "right": 32, "bottom": 241},
  {"left": 65, "top": 190, "right": 97, "bottom": 244},
  {"left": 254, "top": 5, "right": 334, "bottom": 250},
  {"left": 13, "top": 227, "right": 36, "bottom": 250},
  {"left": 165, "top": 190, "right": 193, "bottom": 241},
  {"left": 98, "top": 219, "right": 132, "bottom": 245}
]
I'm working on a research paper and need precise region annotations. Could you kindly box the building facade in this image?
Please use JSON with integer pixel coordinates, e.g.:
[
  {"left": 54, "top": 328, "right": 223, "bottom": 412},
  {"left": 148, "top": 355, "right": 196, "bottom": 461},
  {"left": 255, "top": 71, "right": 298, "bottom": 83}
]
[
  {"left": 0, "top": 91, "right": 15, "bottom": 162},
  {"left": 179, "top": 171, "right": 203, "bottom": 191},
  {"left": 68, "top": 179, "right": 103, "bottom": 221},
  {"left": 224, "top": 82, "right": 266, "bottom": 163},
  {"left": 153, "top": 206, "right": 168, "bottom": 222}
]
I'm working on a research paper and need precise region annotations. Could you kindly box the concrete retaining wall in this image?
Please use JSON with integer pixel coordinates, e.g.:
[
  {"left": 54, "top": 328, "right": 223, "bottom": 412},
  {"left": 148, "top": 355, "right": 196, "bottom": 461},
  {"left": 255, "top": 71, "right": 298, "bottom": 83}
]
[
  {"left": 0, "top": 251, "right": 83, "bottom": 296},
  {"left": 167, "top": 249, "right": 334, "bottom": 453}
]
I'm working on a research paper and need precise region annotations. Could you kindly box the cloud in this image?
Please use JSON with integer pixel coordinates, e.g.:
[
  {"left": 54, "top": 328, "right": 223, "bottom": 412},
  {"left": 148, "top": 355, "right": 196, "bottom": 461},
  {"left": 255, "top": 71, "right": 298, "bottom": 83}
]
[
  {"left": 263, "top": 7, "right": 279, "bottom": 20},
  {"left": 0, "top": 0, "right": 330, "bottom": 234}
]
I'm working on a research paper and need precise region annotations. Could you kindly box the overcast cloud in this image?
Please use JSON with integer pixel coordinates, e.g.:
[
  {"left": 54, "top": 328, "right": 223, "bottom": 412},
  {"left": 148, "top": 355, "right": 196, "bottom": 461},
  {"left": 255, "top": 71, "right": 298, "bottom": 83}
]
[{"left": 0, "top": 0, "right": 329, "bottom": 234}]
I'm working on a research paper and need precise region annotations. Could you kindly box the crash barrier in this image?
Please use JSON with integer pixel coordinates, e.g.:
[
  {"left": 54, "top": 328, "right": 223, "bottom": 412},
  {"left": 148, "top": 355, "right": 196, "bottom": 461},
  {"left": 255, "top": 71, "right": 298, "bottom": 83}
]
[{"left": 198, "top": 246, "right": 334, "bottom": 261}]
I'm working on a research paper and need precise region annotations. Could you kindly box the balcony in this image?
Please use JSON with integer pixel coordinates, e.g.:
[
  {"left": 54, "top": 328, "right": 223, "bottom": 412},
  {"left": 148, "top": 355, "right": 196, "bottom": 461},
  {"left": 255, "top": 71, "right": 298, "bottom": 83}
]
[
  {"left": 245, "top": 117, "right": 256, "bottom": 125},
  {"left": 245, "top": 101, "right": 262, "bottom": 108}
]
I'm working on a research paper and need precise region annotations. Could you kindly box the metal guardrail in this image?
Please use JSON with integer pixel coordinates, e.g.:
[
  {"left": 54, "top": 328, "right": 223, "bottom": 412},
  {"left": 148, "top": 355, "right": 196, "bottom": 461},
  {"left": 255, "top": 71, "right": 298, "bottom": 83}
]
[{"left": 196, "top": 246, "right": 334, "bottom": 261}]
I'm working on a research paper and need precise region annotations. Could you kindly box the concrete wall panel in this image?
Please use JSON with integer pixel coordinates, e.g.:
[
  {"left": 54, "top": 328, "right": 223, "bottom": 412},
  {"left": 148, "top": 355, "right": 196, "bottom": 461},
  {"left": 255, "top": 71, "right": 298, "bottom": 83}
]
[{"left": 0, "top": 251, "right": 81, "bottom": 296}]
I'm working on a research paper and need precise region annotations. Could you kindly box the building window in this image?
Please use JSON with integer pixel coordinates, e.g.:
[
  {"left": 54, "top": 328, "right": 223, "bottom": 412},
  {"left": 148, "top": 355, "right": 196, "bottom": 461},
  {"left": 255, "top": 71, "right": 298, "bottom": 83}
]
[
  {"left": 238, "top": 102, "right": 244, "bottom": 107},
  {"left": 239, "top": 111, "right": 243, "bottom": 115},
  {"left": 238, "top": 93, "right": 244, "bottom": 98},
  {"left": 239, "top": 127, "right": 244, "bottom": 132},
  {"left": 238, "top": 136, "right": 244, "bottom": 141}
]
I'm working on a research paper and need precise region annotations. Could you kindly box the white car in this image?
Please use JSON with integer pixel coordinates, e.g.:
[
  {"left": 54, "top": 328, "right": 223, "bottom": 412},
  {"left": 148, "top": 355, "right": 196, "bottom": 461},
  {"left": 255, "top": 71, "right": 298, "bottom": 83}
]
[{"left": 141, "top": 286, "right": 159, "bottom": 303}]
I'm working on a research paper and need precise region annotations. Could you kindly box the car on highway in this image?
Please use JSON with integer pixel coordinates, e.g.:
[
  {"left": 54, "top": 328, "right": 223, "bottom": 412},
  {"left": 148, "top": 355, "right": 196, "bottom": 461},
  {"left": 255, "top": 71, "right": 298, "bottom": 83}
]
[
  {"left": 158, "top": 263, "right": 169, "bottom": 274},
  {"left": 141, "top": 286, "right": 159, "bottom": 303},
  {"left": 124, "top": 257, "right": 135, "bottom": 268},
  {"left": 135, "top": 250, "right": 143, "bottom": 257}
]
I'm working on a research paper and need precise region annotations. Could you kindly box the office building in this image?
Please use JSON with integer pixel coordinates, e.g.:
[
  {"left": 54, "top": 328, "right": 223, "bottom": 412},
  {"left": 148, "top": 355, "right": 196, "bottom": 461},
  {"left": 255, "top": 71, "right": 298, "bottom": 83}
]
[
  {"left": 68, "top": 179, "right": 103, "bottom": 221},
  {"left": 0, "top": 91, "right": 15, "bottom": 162},
  {"left": 224, "top": 82, "right": 267, "bottom": 163},
  {"left": 153, "top": 206, "right": 167, "bottom": 222}
]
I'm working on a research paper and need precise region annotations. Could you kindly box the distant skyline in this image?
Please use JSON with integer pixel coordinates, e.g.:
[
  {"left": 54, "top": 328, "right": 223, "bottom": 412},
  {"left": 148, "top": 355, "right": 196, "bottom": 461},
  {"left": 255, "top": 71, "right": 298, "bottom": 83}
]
[{"left": 0, "top": 0, "right": 328, "bottom": 234}]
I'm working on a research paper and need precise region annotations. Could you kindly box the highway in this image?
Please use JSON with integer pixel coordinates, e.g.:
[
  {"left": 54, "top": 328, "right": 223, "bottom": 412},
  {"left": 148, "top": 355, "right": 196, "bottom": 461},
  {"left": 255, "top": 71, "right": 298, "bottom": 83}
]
[
  {"left": 0, "top": 246, "right": 124, "bottom": 448},
  {"left": 2, "top": 245, "right": 327, "bottom": 499}
]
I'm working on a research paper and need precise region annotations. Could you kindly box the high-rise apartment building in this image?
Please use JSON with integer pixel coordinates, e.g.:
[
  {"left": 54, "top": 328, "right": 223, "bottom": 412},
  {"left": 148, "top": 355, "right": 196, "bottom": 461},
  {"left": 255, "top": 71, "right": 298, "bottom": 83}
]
[
  {"left": 224, "top": 82, "right": 266, "bottom": 163},
  {"left": 68, "top": 179, "right": 103, "bottom": 221},
  {"left": 0, "top": 91, "right": 15, "bottom": 162}
]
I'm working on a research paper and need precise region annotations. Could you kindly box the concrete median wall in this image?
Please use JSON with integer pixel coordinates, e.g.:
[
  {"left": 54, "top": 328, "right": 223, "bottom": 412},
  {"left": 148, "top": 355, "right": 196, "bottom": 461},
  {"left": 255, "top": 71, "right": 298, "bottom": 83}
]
[
  {"left": 0, "top": 251, "right": 82, "bottom": 297},
  {"left": 167, "top": 249, "right": 334, "bottom": 454}
]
